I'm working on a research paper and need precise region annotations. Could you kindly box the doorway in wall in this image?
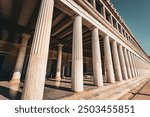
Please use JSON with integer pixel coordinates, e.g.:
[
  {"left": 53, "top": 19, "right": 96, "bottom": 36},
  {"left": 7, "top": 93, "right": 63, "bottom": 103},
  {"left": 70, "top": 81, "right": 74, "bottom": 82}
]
[{"left": 0, "top": 55, "right": 5, "bottom": 80}]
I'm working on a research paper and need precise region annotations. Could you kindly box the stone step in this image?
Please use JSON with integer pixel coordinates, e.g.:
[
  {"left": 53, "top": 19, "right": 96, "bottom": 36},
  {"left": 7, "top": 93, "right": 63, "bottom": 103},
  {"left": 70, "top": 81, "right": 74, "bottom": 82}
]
[
  {"left": 61, "top": 76, "right": 150, "bottom": 100},
  {"left": 119, "top": 79, "right": 150, "bottom": 100},
  {"left": 86, "top": 78, "right": 147, "bottom": 100}
]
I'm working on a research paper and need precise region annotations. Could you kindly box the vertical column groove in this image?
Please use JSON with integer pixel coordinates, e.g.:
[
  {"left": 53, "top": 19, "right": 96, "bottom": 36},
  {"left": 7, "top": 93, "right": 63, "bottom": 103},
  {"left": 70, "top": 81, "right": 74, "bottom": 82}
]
[
  {"left": 112, "top": 41, "right": 122, "bottom": 81},
  {"left": 104, "top": 35, "right": 115, "bottom": 83},
  {"left": 118, "top": 45, "right": 128, "bottom": 80},
  {"left": 124, "top": 48, "right": 132, "bottom": 79},
  {"left": 92, "top": 28, "right": 103, "bottom": 86},
  {"left": 22, "top": 0, "right": 54, "bottom": 100},
  {"left": 71, "top": 15, "right": 83, "bottom": 92}
]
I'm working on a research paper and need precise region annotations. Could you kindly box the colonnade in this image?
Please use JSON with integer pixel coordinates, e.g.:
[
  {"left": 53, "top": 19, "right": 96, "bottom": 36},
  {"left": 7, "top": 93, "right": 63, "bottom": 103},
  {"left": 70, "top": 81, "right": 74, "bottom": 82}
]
[{"left": 9, "top": 0, "right": 150, "bottom": 99}]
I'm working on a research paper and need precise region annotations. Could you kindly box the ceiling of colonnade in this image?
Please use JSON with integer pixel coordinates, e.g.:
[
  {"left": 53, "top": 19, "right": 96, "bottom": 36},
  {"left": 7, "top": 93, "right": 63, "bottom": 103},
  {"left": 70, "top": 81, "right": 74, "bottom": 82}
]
[{"left": 0, "top": 0, "right": 105, "bottom": 57}]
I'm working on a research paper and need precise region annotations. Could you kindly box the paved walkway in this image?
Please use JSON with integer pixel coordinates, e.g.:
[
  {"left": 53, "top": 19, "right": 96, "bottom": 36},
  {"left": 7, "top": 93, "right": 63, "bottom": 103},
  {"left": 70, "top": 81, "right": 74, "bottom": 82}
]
[
  {"left": 0, "top": 77, "right": 149, "bottom": 100},
  {"left": 0, "top": 77, "right": 99, "bottom": 100},
  {"left": 119, "top": 79, "right": 150, "bottom": 100},
  {"left": 132, "top": 80, "right": 150, "bottom": 100}
]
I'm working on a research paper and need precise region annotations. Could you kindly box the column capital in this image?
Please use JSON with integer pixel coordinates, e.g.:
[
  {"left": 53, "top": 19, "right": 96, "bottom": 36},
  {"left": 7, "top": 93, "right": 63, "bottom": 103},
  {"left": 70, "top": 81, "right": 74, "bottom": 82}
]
[
  {"left": 118, "top": 44, "right": 122, "bottom": 47},
  {"left": 71, "top": 13, "right": 81, "bottom": 19},
  {"left": 22, "top": 33, "right": 31, "bottom": 40},
  {"left": 112, "top": 40, "right": 118, "bottom": 45},
  {"left": 57, "top": 43, "right": 64, "bottom": 47},
  {"left": 101, "top": 34, "right": 108, "bottom": 38},
  {"left": 89, "top": 26, "right": 98, "bottom": 31}
]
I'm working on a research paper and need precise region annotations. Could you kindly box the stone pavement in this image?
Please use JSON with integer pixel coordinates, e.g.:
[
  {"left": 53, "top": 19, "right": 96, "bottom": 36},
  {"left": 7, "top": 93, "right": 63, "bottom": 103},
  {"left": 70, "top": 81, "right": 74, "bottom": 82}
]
[
  {"left": 119, "top": 79, "right": 150, "bottom": 100},
  {"left": 133, "top": 80, "right": 150, "bottom": 100},
  {"left": 0, "top": 77, "right": 149, "bottom": 100},
  {"left": 0, "top": 77, "right": 97, "bottom": 100}
]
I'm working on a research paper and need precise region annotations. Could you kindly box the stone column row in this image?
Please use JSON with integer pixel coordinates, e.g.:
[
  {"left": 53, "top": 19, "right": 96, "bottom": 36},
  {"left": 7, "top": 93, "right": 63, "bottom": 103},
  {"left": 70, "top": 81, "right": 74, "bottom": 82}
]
[
  {"left": 103, "top": 37, "right": 145, "bottom": 82},
  {"left": 10, "top": 0, "right": 150, "bottom": 100}
]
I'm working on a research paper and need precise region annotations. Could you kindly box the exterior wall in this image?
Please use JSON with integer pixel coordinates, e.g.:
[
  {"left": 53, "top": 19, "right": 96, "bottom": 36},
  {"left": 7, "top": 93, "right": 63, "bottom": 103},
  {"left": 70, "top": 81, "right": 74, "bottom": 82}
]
[
  {"left": 46, "top": 50, "right": 93, "bottom": 78},
  {"left": 0, "top": 41, "right": 19, "bottom": 80},
  {"left": 0, "top": 39, "right": 93, "bottom": 80}
]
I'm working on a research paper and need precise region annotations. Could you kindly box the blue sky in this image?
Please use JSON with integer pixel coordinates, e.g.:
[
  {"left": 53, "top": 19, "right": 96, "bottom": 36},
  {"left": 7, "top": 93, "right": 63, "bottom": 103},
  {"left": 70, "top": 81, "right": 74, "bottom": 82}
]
[{"left": 111, "top": 0, "right": 150, "bottom": 56}]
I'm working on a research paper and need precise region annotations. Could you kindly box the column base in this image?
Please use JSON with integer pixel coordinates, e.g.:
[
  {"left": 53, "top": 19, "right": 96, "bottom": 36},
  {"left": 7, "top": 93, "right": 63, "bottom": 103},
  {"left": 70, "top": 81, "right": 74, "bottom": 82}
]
[
  {"left": 62, "top": 76, "right": 66, "bottom": 79},
  {"left": 71, "top": 88, "right": 84, "bottom": 93},
  {"left": 11, "top": 72, "right": 21, "bottom": 82},
  {"left": 9, "top": 79, "right": 20, "bottom": 91},
  {"left": 9, "top": 72, "right": 21, "bottom": 91},
  {"left": 118, "top": 79, "right": 123, "bottom": 82},
  {"left": 54, "top": 77, "right": 61, "bottom": 81},
  {"left": 94, "top": 82, "right": 103, "bottom": 87},
  {"left": 9, "top": 79, "right": 20, "bottom": 99},
  {"left": 10, "top": 79, "right": 20, "bottom": 83}
]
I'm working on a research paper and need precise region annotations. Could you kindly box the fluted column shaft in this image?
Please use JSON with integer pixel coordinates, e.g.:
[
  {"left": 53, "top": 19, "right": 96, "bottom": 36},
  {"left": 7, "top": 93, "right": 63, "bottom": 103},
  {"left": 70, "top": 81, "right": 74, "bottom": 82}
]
[
  {"left": 55, "top": 44, "right": 63, "bottom": 80},
  {"left": 131, "top": 53, "right": 137, "bottom": 77},
  {"left": 92, "top": 28, "right": 103, "bottom": 86},
  {"left": 22, "top": 0, "right": 54, "bottom": 100},
  {"left": 118, "top": 45, "right": 128, "bottom": 80},
  {"left": 124, "top": 48, "right": 132, "bottom": 79},
  {"left": 71, "top": 15, "right": 83, "bottom": 92},
  {"left": 137, "top": 57, "right": 141, "bottom": 76},
  {"left": 104, "top": 35, "right": 115, "bottom": 83},
  {"left": 11, "top": 33, "right": 30, "bottom": 82},
  {"left": 128, "top": 51, "right": 135, "bottom": 78},
  {"left": 139, "top": 58, "right": 142, "bottom": 76},
  {"left": 136, "top": 55, "right": 139, "bottom": 77},
  {"left": 139, "top": 58, "right": 141, "bottom": 76},
  {"left": 133, "top": 55, "right": 138, "bottom": 77},
  {"left": 135, "top": 56, "right": 139, "bottom": 76},
  {"left": 111, "top": 41, "right": 122, "bottom": 81}
]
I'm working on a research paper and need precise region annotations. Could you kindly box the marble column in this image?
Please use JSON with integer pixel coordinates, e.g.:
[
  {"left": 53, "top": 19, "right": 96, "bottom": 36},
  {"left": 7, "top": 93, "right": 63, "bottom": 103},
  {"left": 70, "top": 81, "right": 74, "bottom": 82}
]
[
  {"left": 9, "top": 33, "right": 30, "bottom": 98},
  {"left": 10, "top": 33, "right": 30, "bottom": 82},
  {"left": 131, "top": 53, "right": 137, "bottom": 77},
  {"left": 92, "top": 28, "right": 103, "bottom": 86},
  {"left": 118, "top": 45, "right": 128, "bottom": 80},
  {"left": 128, "top": 51, "right": 135, "bottom": 78},
  {"left": 138, "top": 57, "right": 141, "bottom": 76},
  {"left": 135, "top": 56, "right": 139, "bottom": 77},
  {"left": 104, "top": 35, "right": 115, "bottom": 83},
  {"left": 138, "top": 58, "right": 142, "bottom": 76},
  {"left": 21, "top": 0, "right": 54, "bottom": 100},
  {"left": 71, "top": 15, "right": 83, "bottom": 92},
  {"left": 124, "top": 48, "right": 132, "bottom": 79},
  {"left": 136, "top": 57, "right": 139, "bottom": 76},
  {"left": 111, "top": 41, "right": 122, "bottom": 81},
  {"left": 62, "top": 66, "right": 65, "bottom": 78},
  {"left": 133, "top": 55, "right": 138, "bottom": 77},
  {"left": 137, "top": 57, "right": 140, "bottom": 76},
  {"left": 107, "top": 0, "right": 111, "bottom": 2},
  {"left": 55, "top": 44, "right": 63, "bottom": 80}
]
